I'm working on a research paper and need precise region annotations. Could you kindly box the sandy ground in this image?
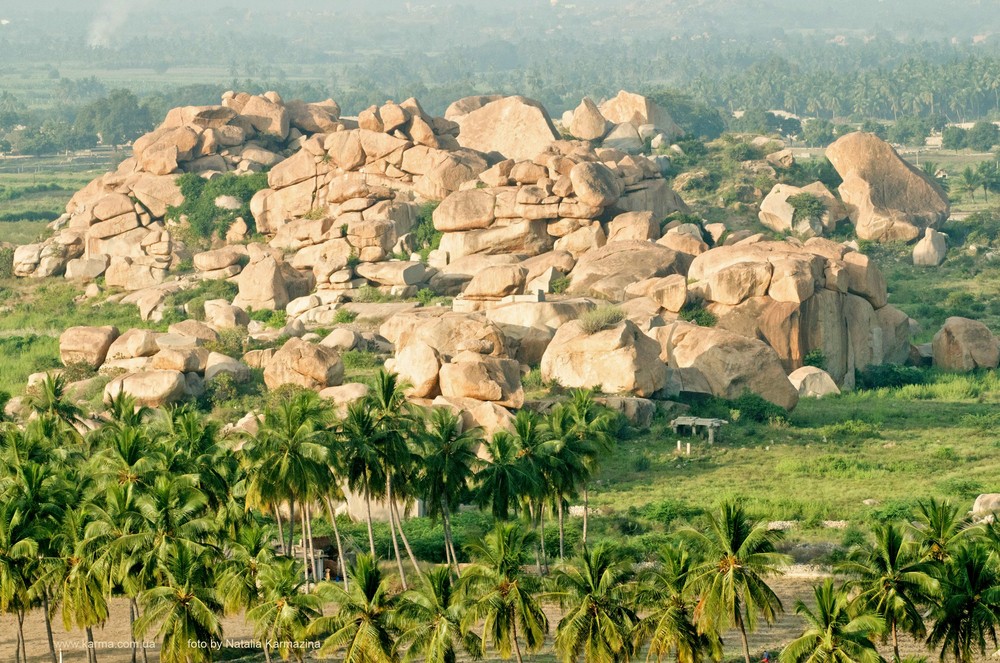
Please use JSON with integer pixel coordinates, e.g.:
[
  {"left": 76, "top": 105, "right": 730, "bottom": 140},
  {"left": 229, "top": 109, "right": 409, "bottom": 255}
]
[{"left": 1, "top": 570, "right": 990, "bottom": 662}]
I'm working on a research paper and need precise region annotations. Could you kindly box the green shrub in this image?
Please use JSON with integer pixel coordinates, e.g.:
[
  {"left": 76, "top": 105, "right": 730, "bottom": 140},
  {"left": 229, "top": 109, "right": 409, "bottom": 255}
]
[
  {"left": 342, "top": 350, "right": 381, "bottom": 370},
  {"left": 352, "top": 285, "right": 391, "bottom": 303},
  {"left": 0, "top": 247, "right": 14, "bottom": 279},
  {"left": 247, "top": 308, "right": 287, "bottom": 329},
  {"left": 731, "top": 390, "right": 787, "bottom": 423},
  {"left": 631, "top": 454, "right": 652, "bottom": 472},
  {"left": 787, "top": 192, "right": 827, "bottom": 224},
  {"left": 820, "top": 419, "right": 882, "bottom": 440},
  {"left": 204, "top": 329, "right": 247, "bottom": 358},
  {"left": 166, "top": 172, "right": 268, "bottom": 240},
  {"left": 551, "top": 276, "right": 571, "bottom": 294},
  {"left": 333, "top": 308, "right": 358, "bottom": 324},
  {"left": 579, "top": 305, "right": 626, "bottom": 334},
  {"left": 416, "top": 288, "right": 435, "bottom": 306},
  {"left": 412, "top": 201, "right": 442, "bottom": 253},
  {"left": 855, "top": 364, "right": 928, "bottom": 390},
  {"left": 678, "top": 302, "right": 717, "bottom": 327},
  {"left": 803, "top": 349, "right": 827, "bottom": 370}
]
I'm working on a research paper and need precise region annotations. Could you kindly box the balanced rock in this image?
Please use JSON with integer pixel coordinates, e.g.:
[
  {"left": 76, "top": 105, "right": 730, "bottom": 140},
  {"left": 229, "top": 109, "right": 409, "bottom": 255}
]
[
  {"left": 826, "top": 132, "right": 949, "bottom": 242},
  {"left": 569, "top": 97, "right": 609, "bottom": 141},
  {"left": 456, "top": 96, "right": 560, "bottom": 161},
  {"left": 912, "top": 228, "right": 947, "bottom": 266}
]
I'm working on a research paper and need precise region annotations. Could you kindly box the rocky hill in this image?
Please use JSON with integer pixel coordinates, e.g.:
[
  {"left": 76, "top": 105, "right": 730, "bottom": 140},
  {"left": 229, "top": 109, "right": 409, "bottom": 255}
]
[{"left": 7, "top": 89, "right": 998, "bottom": 428}]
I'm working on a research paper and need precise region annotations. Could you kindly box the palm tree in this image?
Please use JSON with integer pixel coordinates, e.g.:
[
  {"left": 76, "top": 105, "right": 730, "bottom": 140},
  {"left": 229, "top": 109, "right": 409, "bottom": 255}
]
[
  {"left": 0, "top": 503, "right": 39, "bottom": 663},
  {"left": 779, "top": 579, "right": 885, "bottom": 663},
  {"left": 135, "top": 544, "right": 224, "bottom": 663},
  {"left": 957, "top": 166, "right": 981, "bottom": 202},
  {"left": 474, "top": 432, "right": 536, "bottom": 522},
  {"left": 26, "top": 373, "right": 84, "bottom": 430},
  {"left": 510, "top": 409, "right": 559, "bottom": 571},
  {"left": 339, "top": 401, "right": 386, "bottom": 558},
  {"left": 460, "top": 522, "right": 548, "bottom": 663},
  {"left": 245, "top": 557, "right": 323, "bottom": 663},
  {"left": 398, "top": 565, "right": 482, "bottom": 663},
  {"left": 308, "top": 554, "right": 400, "bottom": 663},
  {"left": 634, "top": 545, "right": 720, "bottom": 663},
  {"left": 417, "top": 408, "right": 481, "bottom": 574},
  {"left": 927, "top": 544, "right": 1000, "bottom": 663},
  {"left": 216, "top": 521, "right": 277, "bottom": 616},
  {"left": 686, "top": 502, "right": 791, "bottom": 663},
  {"left": 548, "top": 543, "right": 639, "bottom": 663},
  {"left": 838, "top": 523, "right": 938, "bottom": 662},
  {"left": 912, "top": 498, "right": 970, "bottom": 563},
  {"left": 558, "top": 389, "right": 615, "bottom": 545}
]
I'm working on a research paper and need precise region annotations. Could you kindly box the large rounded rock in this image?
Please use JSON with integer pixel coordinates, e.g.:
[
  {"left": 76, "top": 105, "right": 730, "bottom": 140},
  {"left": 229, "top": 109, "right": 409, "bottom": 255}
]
[
  {"left": 568, "top": 97, "right": 609, "bottom": 141},
  {"left": 567, "top": 241, "right": 686, "bottom": 300},
  {"left": 788, "top": 366, "right": 841, "bottom": 398},
  {"left": 106, "top": 329, "right": 160, "bottom": 361},
  {"left": 104, "top": 370, "right": 187, "bottom": 407},
  {"left": 396, "top": 311, "right": 508, "bottom": 361},
  {"left": 264, "top": 338, "right": 345, "bottom": 390},
  {"left": 439, "top": 352, "right": 524, "bottom": 408},
  {"left": 932, "top": 317, "right": 1000, "bottom": 371},
  {"left": 463, "top": 265, "right": 527, "bottom": 300},
  {"left": 569, "top": 162, "right": 620, "bottom": 208},
  {"left": 654, "top": 322, "right": 799, "bottom": 410},
  {"left": 390, "top": 340, "right": 441, "bottom": 398},
  {"left": 973, "top": 494, "right": 1000, "bottom": 520},
  {"left": 758, "top": 182, "right": 844, "bottom": 238},
  {"left": 599, "top": 91, "right": 682, "bottom": 137},
  {"left": 912, "top": 228, "right": 947, "bottom": 267},
  {"left": 433, "top": 189, "right": 496, "bottom": 232},
  {"left": 826, "top": 132, "right": 949, "bottom": 242},
  {"left": 540, "top": 319, "right": 667, "bottom": 397},
  {"left": 59, "top": 326, "right": 119, "bottom": 369},
  {"left": 455, "top": 96, "right": 560, "bottom": 161}
]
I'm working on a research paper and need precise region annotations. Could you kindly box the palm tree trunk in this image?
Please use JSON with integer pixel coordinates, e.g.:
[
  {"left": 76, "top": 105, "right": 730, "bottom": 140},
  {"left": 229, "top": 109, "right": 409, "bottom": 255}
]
[
  {"left": 86, "top": 625, "right": 99, "bottom": 663},
  {"left": 299, "top": 504, "right": 310, "bottom": 589},
  {"left": 387, "top": 475, "right": 407, "bottom": 588},
  {"left": 324, "top": 496, "right": 349, "bottom": 590},
  {"left": 364, "top": 482, "right": 376, "bottom": 557},
  {"left": 736, "top": 610, "right": 751, "bottom": 663},
  {"left": 442, "top": 500, "right": 459, "bottom": 576},
  {"left": 539, "top": 503, "right": 548, "bottom": 574},
  {"left": 305, "top": 502, "right": 317, "bottom": 586},
  {"left": 558, "top": 497, "right": 565, "bottom": 561},
  {"left": 392, "top": 499, "right": 423, "bottom": 580},
  {"left": 274, "top": 503, "right": 286, "bottom": 555},
  {"left": 891, "top": 620, "right": 899, "bottom": 662},
  {"left": 15, "top": 609, "right": 24, "bottom": 663},
  {"left": 132, "top": 597, "right": 148, "bottom": 663},
  {"left": 582, "top": 486, "right": 589, "bottom": 545},
  {"left": 263, "top": 642, "right": 273, "bottom": 663},
  {"left": 287, "top": 499, "right": 296, "bottom": 557},
  {"left": 128, "top": 598, "right": 137, "bottom": 663},
  {"left": 512, "top": 611, "right": 524, "bottom": 663},
  {"left": 43, "top": 588, "right": 58, "bottom": 663}
]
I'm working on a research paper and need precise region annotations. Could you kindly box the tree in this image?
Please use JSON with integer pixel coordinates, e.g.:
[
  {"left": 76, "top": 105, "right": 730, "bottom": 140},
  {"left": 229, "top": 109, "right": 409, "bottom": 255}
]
[
  {"left": 958, "top": 166, "right": 982, "bottom": 202},
  {"left": 803, "top": 119, "right": 835, "bottom": 147},
  {"left": 216, "top": 521, "right": 277, "bottom": 616},
  {"left": 686, "top": 502, "right": 791, "bottom": 663},
  {"left": 398, "top": 565, "right": 482, "bottom": 663},
  {"left": 245, "top": 558, "right": 322, "bottom": 663},
  {"left": 942, "top": 126, "right": 968, "bottom": 150},
  {"left": 912, "top": 498, "right": 970, "bottom": 563},
  {"left": 339, "top": 401, "right": 386, "bottom": 557},
  {"left": 927, "top": 545, "right": 1000, "bottom": 663},
  {"left": 779, "top": 579, "right": 885, "bottom": 663},
  {"left": 838, "top": 523, "right": 939, "bottom": 662},
  {"left": 309, "top": 554, "right": 400, "bottom": 663},
  {"left": 557, "top": 390, "right": 614, "bottom": 545},
  {"left": 0, "top": 503, "right": 39, "bottom": 663},
  {"left": 967, "top": 121, "right": 1000, "bottom": 152},
  {"left": 549, "top": 544, "right": 639, "bottom": 663},
  {"left": 634, "top": 545, "right": 720, "bottom": 663},
  {"left": 461, "top": 522, "right": 548, "bottom": 663},
  {"left": 135, "top": 544, "right": 223, "bottom": 663},
  {"left": 417, "top": 408, "right": 481, "bottom": 574},
  {"left": 474, "top": 431, "right": 535, "bottom": 522}
]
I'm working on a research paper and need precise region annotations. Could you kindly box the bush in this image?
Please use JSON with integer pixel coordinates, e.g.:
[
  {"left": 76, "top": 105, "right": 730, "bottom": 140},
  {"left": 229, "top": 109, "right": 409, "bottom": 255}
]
[
  {"left": 247, "top": 308, "right": 286, "bottom": 329},
  {"left": 551, "top": 276, "right": 571, "bottom": 294},
  {"left": 678, "top": 302, "right": 717, "bottom": 327},
  {"left": 352, "top": 285, "right": 391, "bottom": 303},
  {"left": 579, "top": 305, "right": 625, "bottom": 334},
  {"left": 334, "top": 308, "right": 358, "bottom": 324},
  {"left": 787, "top": 192, "right": 827, "bottom": 225},
  {"left": 204, "top": 329, "right": 246, "bottom": 358},
  {"left": 855, "top": 364, "right": 928, "bottom": 390},
  {"left": 164, "top": 280, "right": 239, "bottom": 322},
  {"left": 0, "top": 247, "right": 13, "bottom": 279},
  {"left": 166, "top": 172, "right": 268, "bottom": 240},
  {"left": 731, "top": 390, "right": 787, "bottom": 423},
  {"left": 803, "top": 349, "right": 827, "bottom": 370}
]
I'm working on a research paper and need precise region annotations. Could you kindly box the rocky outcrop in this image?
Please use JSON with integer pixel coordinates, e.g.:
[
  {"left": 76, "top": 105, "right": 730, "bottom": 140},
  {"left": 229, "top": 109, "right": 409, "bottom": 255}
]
[
  {"left": 598, "top": 91, "right": 682, "bottom": 139},
  {"left": 263, "top": 337, "right": 345, "bottom": 390},
  {"left": 455, "top": 96, "right": 560, "bottom": 161},
  {"left": 59, "top": 326, "right": 119, "bottom": 369},
  {"left": 932, "top": 317, "right": 1000, "bottom": 371},
  {"left": 912, "top": 228, "right": 947, "bottom": 266},
  {"left": 826, "top": 132, "right": 950, "bottom": 242},
  {"left": 438, "top": 351, "right": 524, "bottom": 408},
  {"left": 758, "top": 182, "right": 847, "bottom": 237}
]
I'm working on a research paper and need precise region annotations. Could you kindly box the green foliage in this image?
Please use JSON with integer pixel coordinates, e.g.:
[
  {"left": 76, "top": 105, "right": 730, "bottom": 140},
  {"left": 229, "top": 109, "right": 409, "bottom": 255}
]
[
  {"left": 341, "top": 350, "right": 381, "bottom": 371},
  {"left": 678, "top": 301, "right": 717, "bottom": 327},
  {"left": 819, "top": 419, "right": 882, "bottom": 440},
  {"left": 942, "top": 126, "right": 968, "bottom": 150},
  {"left": 167, "top": 172, "right": 268, "bottom": 241},
  {"left": 966, "top": 120, "right": 1000, "bottom": 152},
  {"left": 803, "top": 349, "right": 827, "bottom": 370},
  {"left": 887, "top": 116, "right": 932, "bottom": 147},
  {"left": 247, "top": 308, "right": 287, "bottom": 328},
  {"left": 550, "top": 276, "right": 571, "bottom": 294},
  {"left": 802, "top": 119, "right": 835, "bottom": 147},
  {"left": 645, "top": 88, "right": 726, "bottom": 139},
  {"left": 412, "top": 201, "right": 442, "bottom": 257},
  {"left": 204, "top": 329, "right": 247, "bottom": 358},
  {"left": 579, "top": 305, "right": 626, "bottom": 334},
  {"left": 352, "top": 285, "right": 394, "bottom": 303},
  {"left": 855, "top": 364, "right": 928, "bottom": 390},
  {"left": 731, "top": 390, "right": 788, "bottom": 423},
  {"left": 162, "top": 279, "right": 239, "bottom": 323},
  {"left": 787, "top": 192, "right": 827, "bottom": 224},
  {"left": 0, "top": 246, "right": 13, "bottom": 279},
  {"left": 333, "top": 308, "right": 358, "bottom": 324}
]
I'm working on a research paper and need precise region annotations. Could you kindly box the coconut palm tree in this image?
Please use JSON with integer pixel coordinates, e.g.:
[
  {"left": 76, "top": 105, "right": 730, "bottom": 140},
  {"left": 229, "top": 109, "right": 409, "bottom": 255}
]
[
  {"left": 460, "top": 522, "right": 548, "bottom": 663},
  {"left": 558, "top": 389, "right": 615, "bottom": 545},
  {"left": 0, "top": 502, "right": 39, "bottom": 663},
  {"left": 398, "top": 565, "right": 482, "bottom": 663},
  {"left": 634, "top": 545, "right": 720, "bottom": 663},
  {"left": 927, "top": 544, "right": 1000, "bottom": 663},
  {"left": 686, "top": 502, "right": 791, "bottom": 663},
  {"left": 912, "top": 498, "right": 971, "bottom": 564},
  {"left": 839, "top": 523, "right": 939, "bottom": 662},
  {"left": 308, "top": 553, "right": 401, "bottom": 663},
  {"left": 417, "top": 408, "right": 482, "bottom": 574},
  {"left": 216, "top": 521, "right": 277, "bottom": 616},
  {"left": 25, "top": 373, "right": 85, "bottom": 430},
  {"left": 245, "top": 557, "right": 323, "bottom": 663},
  {"left": 779, "top": 579, "right": 885, "bottom": 663},
  {"left": 339, "top": 400, "right": 386, "bottom": 558},
  {"left": 548, "top": 543, "right": 639, "bottom": 663},
  {"left": 474, "top": 431, "right": 536, "bottom": 522},
  {"left": 510, "top": 409, "right": 559, "bottom": 571},
  {"left": 135, "top": 544, "right": 224, "bottom": 663}
]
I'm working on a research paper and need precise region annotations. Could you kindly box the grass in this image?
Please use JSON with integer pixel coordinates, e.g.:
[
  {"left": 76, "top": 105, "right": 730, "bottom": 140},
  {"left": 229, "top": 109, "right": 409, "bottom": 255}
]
[{"left": 578, "top": 305, "right": 625, "bottom": 334}]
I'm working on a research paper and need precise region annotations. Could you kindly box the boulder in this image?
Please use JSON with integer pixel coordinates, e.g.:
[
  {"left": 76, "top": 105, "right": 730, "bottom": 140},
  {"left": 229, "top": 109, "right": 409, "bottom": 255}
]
[
  {"left": 624, "top": 274, "right": 687, "bottom": 312},
  {"left": 826, "top": 132, "right": 949, "bottom": 242},
  {"left": 391, "top": 341, "right": 441, "bottom": 398},
  {"left": 567, "top": 241, "right": 686, "bottom": 300},
  {"left": 194, "top": 246, "right": 247, "bottom": 272},
  {"left": 234, "top": 247, "right": 313, "bottom": 311},
  {"left": 318, "top": 383, "right": 370, "bottom": 416},
  {"left": 602, "top": 123, "right": 643, "bottom": 153},
  {"left": 59, "top": 326, "right": 119, "bottom": 369},
  {"left": 106, "top": 329, "right": 160, "bottom": 361},
  {"left": 104, "top": 370, "right": 187, "bottom": 407},
  {"left": 569, "top": 162, "right": 620, "bottom": 208},
  {"left": 152, "top": 348, "right": 210, "bottom": 373},
  {"left": 540, "top": 319, "right": 667, "bottom": 397},
  {"left": 606, "top": 211, "right": 659, "bottom": 242},
  {"left": 932, "top": 317, "right": 1000, "bottom": 371},
  {"left": 912, "top": 228, "right": 947, "bottom": 266},
  {"left": 485, "top": 298, "right": 596, "bottom": 365},
  {"left": 204, "top": 353, "right": 251, "bottom": 382},
  {"left": 431, "top": 395, "right": 515, "bottom": 438},
  {"left": 396, "top": 311, "right": 508, "bottom": 361},
  {"left": 433, "top": 189, "right": 496, "bottom": 232},
  {"left": 438, "top": 219, "right": 553, "bottom": 259},
  {"left": 788, "top": 366, "right": 841, "bottom": 398},
  {"left": 599, "top": 91, "right": 682, "bottom": 137},
  {"left": 569, "top": 97, "right": 609, "bottom": 140},
  {"left": 321, "top": 328, "right": 362, "bottom": 351},
  {"left": 463, "top": 265, "right": 527, "bottom": 300},
  {"left": 455, "top": 96, "right": 560, "bottom": 161},
  {"left": 356, "top": 261, "right": 427, "bottom": 287},
  {"left": 972, "top": 494, "right": 1000, "bottom": 520},
  {"left": 264, "top": 338, "right": 345, "bottom": 390},
  {"left": 655, "top": 322, "right": 799, "bottom": 410},
  {"left": 758, "top": 183, "right": 842, "bottom": 237},
  {"left": 439, "top": 352, "right": 524, "bottom": 408}
]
